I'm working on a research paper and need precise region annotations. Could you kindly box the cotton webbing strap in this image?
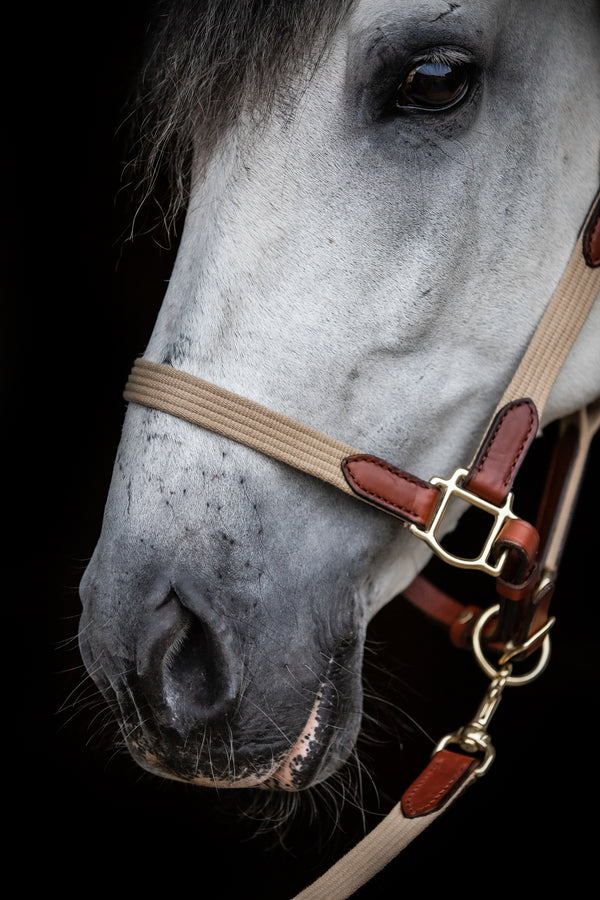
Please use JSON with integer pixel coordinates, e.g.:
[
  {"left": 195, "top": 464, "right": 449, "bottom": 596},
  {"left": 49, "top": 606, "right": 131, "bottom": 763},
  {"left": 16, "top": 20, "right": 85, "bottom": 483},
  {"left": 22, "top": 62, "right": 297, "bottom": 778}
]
[
  {"left": 497, "top": 190, "right": 600, "bottom": 415},
  {"left": 124, "top": 360, "right": 361, "bottom": 494},
  {"left": 124, "top": 190, "right": 599, "bottom": 492},
  {"left": 291, "top": 776, "right": 481, "bottom": 900},
  {"left": 292, "top": 798, "right": 458, "bottom": 900}
]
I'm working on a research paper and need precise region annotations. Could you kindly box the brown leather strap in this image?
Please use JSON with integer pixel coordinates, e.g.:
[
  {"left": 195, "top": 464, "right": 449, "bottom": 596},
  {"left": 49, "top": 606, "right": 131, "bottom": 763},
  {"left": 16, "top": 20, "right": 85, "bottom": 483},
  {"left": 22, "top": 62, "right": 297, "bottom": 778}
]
[
  {"left": 463, "top": 399, "right": 538, "bottom": 505},
  {"left": 401, "top": 575, "right": 481, "bottom": 649},
  {"left": 402, "top": 399, "right": 599, "bottom": 652},
  {"left": 342, "top": 400, "right": 537, "bottom": 525},
  {"left": 494, "top": 517, "right": 539, "bottom": 585},
  {"left": 536, "top": 400, "right": 600, "bottom": 574},
  {"left": 401, "top": 749, "right": 479, "bottom": 818},
  {"left": 342, "top": 400, "right": 541, "bottom": 585},
  {"left": 340, "top": 455, "right": 441, "bottom": 526},
  {"left": 494, "top": 400, "right": 600, "bottom": 647}
]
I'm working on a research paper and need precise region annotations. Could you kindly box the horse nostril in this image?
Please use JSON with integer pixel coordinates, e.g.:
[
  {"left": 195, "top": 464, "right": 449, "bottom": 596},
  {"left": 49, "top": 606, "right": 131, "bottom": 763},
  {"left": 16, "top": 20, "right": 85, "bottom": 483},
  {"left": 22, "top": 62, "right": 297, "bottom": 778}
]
[
  {"left": 139, "top": 587, "right": 241, "bottom": 732},
  {"left": 164, "top": 609, "right": 226, "bottom": 712}
]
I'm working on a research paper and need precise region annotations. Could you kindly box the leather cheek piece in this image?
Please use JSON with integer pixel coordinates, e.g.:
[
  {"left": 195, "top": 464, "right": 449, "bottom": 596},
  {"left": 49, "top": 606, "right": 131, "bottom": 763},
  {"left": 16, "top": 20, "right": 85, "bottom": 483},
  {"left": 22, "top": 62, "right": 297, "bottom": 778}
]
[
  {"left": 464, "top": 399, "right": 539, "bottom": 505},
  {"left": 494, "top": 517, "right": 540, "bottom": 585},
  {"left": 341, "top": 455, "right": 441, "bottom": 527}
]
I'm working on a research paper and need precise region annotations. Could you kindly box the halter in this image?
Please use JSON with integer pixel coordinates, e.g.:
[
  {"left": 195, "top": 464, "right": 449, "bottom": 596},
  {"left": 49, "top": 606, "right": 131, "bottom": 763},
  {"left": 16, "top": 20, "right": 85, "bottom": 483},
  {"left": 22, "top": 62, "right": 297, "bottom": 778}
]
[{"left": 124, "top": 190, "right": 599, "bottom": 898}]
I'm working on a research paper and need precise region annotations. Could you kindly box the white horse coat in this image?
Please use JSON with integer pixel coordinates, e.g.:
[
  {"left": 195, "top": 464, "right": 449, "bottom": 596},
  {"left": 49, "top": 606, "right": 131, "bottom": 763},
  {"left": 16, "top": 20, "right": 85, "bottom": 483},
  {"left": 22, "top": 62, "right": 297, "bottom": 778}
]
[{"left": 79, "top": 0, "right": 600, "bottom": 792}]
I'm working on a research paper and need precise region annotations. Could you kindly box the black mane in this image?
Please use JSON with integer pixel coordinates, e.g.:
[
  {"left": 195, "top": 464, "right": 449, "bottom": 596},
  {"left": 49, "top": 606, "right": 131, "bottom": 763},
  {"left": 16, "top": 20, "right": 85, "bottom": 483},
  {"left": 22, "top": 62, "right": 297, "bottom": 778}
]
[{"left": 130, "top": 0, "right": 353, "bottom": 233}]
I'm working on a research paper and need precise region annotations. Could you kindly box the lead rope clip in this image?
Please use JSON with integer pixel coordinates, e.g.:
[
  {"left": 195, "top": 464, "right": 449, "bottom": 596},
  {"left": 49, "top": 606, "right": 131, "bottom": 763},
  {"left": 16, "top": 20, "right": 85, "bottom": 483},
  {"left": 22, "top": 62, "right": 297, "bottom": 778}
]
[{"left": 433, "top": 603, "right": 555, "bottom": 777}]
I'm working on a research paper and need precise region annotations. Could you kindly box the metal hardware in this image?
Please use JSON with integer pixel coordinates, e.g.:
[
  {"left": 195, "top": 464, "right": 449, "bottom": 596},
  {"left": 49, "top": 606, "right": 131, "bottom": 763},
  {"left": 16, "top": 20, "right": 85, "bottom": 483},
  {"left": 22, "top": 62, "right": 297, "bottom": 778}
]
[
  {"left": 434, "top": 667, "right": 511, "bottom": 776},
  {"left": 409, "top": 467, "right": 517, "bottom": 576},
  {"left": 472, "top": 603, "right": 554, "bottom": 685},
  {"left": 433, "top": 604, "right": 555, "bottom": 777}
]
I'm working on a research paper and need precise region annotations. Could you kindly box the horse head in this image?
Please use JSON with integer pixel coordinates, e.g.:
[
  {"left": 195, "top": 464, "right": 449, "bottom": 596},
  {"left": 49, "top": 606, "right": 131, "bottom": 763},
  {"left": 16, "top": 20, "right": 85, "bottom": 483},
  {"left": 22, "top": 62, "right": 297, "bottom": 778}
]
[{"left": 79, "top": 0, "right": 600, "bottom": 792}]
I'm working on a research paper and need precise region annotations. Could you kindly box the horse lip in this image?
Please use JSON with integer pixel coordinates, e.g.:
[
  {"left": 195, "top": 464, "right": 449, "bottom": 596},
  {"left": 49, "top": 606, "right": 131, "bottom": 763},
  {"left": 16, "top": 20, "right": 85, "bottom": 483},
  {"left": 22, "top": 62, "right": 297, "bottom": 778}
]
[
  {"left": 265, "top": 638, "right": 360, "bottom": 791},
  {"left": 264, "top": 691, "right": 329, "bottom": 790}
]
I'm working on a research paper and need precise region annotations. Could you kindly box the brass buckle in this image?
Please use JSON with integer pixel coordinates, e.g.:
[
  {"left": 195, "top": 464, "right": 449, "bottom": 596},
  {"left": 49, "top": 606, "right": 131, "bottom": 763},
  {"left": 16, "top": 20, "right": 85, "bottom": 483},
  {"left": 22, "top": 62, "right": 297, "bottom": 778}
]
[{"left": 409, "top": 467, "right": 517, "bottom": 577}]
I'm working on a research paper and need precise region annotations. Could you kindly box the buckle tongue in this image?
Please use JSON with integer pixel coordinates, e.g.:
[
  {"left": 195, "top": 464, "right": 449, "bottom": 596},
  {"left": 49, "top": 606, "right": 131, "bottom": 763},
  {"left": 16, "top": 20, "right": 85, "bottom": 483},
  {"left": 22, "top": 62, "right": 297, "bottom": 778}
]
[{"left": 409, "top": 467, "right": 517, "bottom": 577}]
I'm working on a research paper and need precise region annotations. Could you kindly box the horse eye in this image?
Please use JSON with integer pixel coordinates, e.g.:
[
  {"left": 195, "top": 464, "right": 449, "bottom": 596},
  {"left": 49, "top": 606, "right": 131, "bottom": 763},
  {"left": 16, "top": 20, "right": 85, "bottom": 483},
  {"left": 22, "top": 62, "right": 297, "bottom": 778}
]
[{"left": 396, "top": 60, "right": 471, "bottom": 111}]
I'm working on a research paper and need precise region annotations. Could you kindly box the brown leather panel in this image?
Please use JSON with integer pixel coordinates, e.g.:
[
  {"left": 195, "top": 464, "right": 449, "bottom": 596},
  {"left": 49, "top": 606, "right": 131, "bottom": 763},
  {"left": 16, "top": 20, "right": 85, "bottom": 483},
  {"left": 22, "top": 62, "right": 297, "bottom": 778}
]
[
  {"left": 464, "top": 400, "right": 538, "bottom": 505},
  {"left": 495, "top": 517, "right": 540, "bottom": 585},
  {"left": 583, "top": 193, "right": 600, "bottom": 267},
  {"left": 402, "top": 576, "right": 481, "bottom": 649},
  {"left": 494, "top": 578, "right": 553, "bottom": 649},
  {"left": 401, "top": 749, "right": 478, "bottom": 818},
  {"left": 341, "top": 455, "right": 441, "bottom": 526}
]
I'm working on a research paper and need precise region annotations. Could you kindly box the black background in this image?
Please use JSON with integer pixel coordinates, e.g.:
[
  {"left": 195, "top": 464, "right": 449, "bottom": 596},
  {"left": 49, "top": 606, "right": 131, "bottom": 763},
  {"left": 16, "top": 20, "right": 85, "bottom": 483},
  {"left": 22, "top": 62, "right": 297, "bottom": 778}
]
[{"left": 13, "top": 4, "right": 598, "bottom": 896}]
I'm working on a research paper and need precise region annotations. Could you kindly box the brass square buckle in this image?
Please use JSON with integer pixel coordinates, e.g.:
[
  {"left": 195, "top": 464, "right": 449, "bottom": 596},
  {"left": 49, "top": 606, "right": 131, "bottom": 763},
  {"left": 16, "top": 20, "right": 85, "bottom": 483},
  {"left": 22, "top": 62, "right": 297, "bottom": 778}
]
[{"left": 409, "top": 467, "right": 517, "bottom": 576}]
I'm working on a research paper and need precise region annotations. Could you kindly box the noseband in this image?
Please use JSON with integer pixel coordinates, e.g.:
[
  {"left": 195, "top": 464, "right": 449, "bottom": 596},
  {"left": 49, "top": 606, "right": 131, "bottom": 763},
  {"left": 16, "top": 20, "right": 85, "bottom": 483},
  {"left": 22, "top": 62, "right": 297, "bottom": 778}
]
[{"left": 124, "top": 191, "right": 599, "bottom": 898}]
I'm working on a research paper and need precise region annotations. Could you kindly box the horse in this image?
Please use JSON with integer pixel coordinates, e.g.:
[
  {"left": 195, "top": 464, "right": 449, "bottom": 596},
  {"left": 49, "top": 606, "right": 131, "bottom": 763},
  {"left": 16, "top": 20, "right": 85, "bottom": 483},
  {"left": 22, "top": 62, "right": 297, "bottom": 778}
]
[{"left": 78, "top": 0, "right": 599, "bottom": 888}]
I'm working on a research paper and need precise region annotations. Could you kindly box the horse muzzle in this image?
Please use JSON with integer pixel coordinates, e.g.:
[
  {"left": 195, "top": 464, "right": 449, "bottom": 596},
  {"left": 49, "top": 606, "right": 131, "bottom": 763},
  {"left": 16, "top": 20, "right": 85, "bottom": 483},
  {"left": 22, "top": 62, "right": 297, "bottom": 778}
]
[{"left": 78, "top": 566, "right": 364, "bottom": 790}]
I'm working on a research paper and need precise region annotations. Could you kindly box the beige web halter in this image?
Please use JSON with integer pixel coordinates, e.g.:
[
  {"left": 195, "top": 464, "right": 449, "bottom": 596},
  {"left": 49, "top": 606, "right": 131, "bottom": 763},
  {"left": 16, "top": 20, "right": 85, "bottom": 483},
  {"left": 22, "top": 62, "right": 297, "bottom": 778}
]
[{"left": 124, "top": 191, "right": 599, "bottom": 899}]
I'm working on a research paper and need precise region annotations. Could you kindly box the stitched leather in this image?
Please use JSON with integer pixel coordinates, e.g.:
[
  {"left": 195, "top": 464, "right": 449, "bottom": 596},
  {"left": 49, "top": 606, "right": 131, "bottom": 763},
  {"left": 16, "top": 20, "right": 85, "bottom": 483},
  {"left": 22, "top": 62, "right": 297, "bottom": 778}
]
[
  {"left": 464, "top": 400, "right": 538, "bottom": 504},
  {"left": 401, "top": 749, "right": 478, "bottom": 818},
  {"left": 494, "top": 517, "right": 539, "bottom": 585},
  {"left": 343, "top": 402, "right": 538, "bottom": 524},
  {"left": 341, "top": 455, "right": 441, "bottom": 526}
]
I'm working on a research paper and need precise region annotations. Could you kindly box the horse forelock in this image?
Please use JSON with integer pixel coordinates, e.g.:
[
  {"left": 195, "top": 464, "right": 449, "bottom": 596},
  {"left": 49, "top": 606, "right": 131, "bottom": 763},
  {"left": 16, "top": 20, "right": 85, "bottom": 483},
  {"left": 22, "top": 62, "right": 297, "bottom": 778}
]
[{"left": 129, "top": 0, "right": 355, "bottom": 235}]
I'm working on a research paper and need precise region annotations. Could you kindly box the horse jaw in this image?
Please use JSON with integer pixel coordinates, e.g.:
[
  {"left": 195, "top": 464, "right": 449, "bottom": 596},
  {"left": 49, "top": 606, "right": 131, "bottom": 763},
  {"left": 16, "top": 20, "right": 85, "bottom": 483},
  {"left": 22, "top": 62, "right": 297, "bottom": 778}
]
[{"left": 80, "top": 0, "right": 600, "bottom": 790}]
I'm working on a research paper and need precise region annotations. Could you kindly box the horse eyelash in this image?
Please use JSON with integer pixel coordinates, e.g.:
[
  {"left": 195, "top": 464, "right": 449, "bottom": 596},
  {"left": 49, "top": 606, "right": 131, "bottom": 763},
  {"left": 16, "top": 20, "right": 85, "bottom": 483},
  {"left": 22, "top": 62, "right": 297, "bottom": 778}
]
[{"left": 414, "top": 47, "right": 472, "bottom": 68}]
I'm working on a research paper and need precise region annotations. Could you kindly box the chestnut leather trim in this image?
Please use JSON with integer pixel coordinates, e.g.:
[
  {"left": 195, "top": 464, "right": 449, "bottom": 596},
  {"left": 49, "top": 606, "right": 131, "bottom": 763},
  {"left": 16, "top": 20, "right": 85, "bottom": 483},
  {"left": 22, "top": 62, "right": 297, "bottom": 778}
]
[
  {"left": 495, "top": 517, "right": 540, "bottom": 586},
  {"left": 583, "top": 193, "right": 600, "bottom": 267},
  {"left": 464, "top": 400, "right": 538, "bottom": 505},
  {"left": 401, "top": 749, "right": 478, "bottom": 818},
  {"left": 341, "top": 455, "right": 441, "bottom": 526},
  {"left": 494, "top": 577, "right": 554, "bottom": 651},
  {"left": 402, "top": 576, "right": 481, "bottom": 649}
]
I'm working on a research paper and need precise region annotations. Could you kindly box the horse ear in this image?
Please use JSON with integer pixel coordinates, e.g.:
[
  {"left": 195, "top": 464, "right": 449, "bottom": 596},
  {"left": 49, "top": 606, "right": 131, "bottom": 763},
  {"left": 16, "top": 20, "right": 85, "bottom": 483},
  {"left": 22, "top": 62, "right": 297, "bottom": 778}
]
[{"left": 583, "top": 192, "right": 600, "bottom": 267}]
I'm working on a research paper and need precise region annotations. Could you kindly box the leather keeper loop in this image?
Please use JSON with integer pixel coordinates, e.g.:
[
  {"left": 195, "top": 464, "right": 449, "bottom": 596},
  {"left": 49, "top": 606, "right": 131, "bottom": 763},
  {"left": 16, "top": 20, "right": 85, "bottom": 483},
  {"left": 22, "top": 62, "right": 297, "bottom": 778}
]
[{"left": 495, "top": 517, "right": 540, "bottom": 586}]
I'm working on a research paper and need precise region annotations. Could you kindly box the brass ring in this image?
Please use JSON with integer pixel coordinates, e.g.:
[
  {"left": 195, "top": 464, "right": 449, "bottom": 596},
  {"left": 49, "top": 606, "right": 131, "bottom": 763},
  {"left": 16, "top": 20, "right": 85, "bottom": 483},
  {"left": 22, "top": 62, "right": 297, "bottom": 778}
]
[{"left": 472, "top": 604, "right": 552, "bottom": 686}]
